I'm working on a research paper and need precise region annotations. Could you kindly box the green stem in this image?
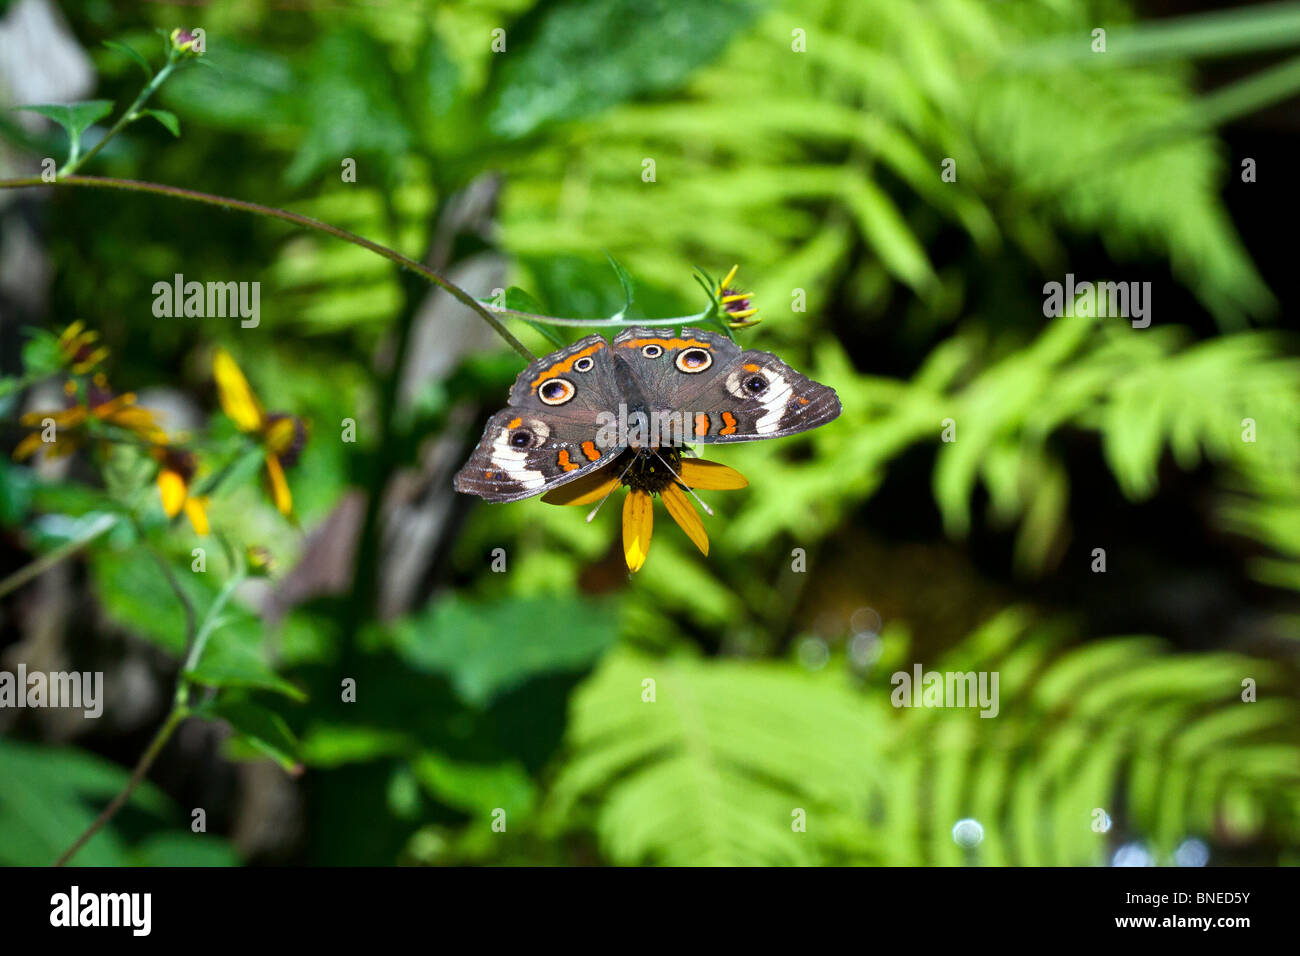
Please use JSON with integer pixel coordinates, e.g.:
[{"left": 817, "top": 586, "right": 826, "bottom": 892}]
[
  {"left": 180, "top": 570, "right": 244, "bottom": 697},
  {"left": 490, "top": 305, "right": 710, "bottom": 328},
  {"left": 53, "top": 704, "right": 187, "bottom": 866},
  {"left": 53, "top": 553, "right": 245, "bottom": 865},
  {"left": 0, "top": 175, "right": 716, "bottom": 340},
  {"left": 144, "top": 542, "right": 197, "bottom": 651},
  {"left": 60, "top": 63, "right": 176, "bottom": 176},
  {"left": 0, "top": 175, "right": 537, "bottom": 359},
  {"left": 0, "top": 513, "right": 118, "bottom": 599}
]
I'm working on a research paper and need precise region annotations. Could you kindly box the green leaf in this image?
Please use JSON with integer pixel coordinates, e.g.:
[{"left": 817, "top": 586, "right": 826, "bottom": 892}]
[
  {"left": 0, "top": 739, "right": 169, "bottom": 866},
  {"left": 128, "top": 833, "right": 239, "bottom": 866},
  {"left": 17, "top": 100, "right": 113, "bottom": 156},
  {"left": 548, "top": 650, "right": 889, "bottom": 865},
  {"left": 141, "top": 108, "right": 180, "bottom": 137},
  {"left": 91, "top": 548, "right": 196, "bottom": 654},
  {"left": 0, "top": 460, "right": 35, "bottom": 525},
  {"left": 389, "top": 594, "right": 621, "bottom": 707},
  {"left": 487, "top": 0, "right": 758, "bottom": 138},
  {"left": 298, "top": 723, "right": 411, "bottom": 768},
  {"left": 413, "top": 751, "right": 536, "bottom": 817},
  {"left": 185, "top": 620, "right": 308, "bottom": 701},
  {"left": 282, "top": 31, "right": 413, "bottom": 186},
  {"left": 90, "top": 546, "right": 305, "bottom": 701},
  {"left": 203, "top": 699, "right": 301, "bottom": 773},
  {"left": 103, "top": 39, "right": 153, "bottom": 79}
]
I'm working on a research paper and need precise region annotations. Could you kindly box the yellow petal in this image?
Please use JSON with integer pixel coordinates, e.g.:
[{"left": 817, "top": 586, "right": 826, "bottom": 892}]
[
  {"left": 157, "top": 469, "right": 187, "bottom": 517},
  {"left": 661, "top": 484, "right": 708, "bottom": 557},
  {"left": 58, "top": 321, "right": 85, "bottom": 348},
  {"left": 90, "top": 393, "right": 136, "bottom": 418},
  {"left": 622, "top": 489, "right": 653, "bottom": 572},
  {"left": 12, "top": 431, "right": 46, "bottom": 461},
  {"left": 213, "top": 349, "right": 266, "bottom": 433},
  {"left": 679, "top": 459, "right": 748, "bottom": 490},
  {"left": 265, "top": 454, "right": 293, "bottom": 515},
  {"left": 21, "top": 407, "right": 86, "bottom": 428},
  {"left": 183, "top": 497, "right": 210, "bottom": 536},
  {"left": 541, "top": 470, "right": 622, "bottom": 506},
  {"left": 71, "top": 346, "right": 110, "bottom": 374},
  {"left": 718, "top": 264, "right": 739, "bottom": 291},
  {"left": 108, "top": 405, "right": 154, "bottom": 427}
]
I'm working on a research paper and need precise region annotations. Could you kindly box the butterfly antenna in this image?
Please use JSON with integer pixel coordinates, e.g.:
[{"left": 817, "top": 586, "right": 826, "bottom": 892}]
[
  {"left": 586, "top": 454, "right": 638, "bottom": 523},
  {"left": 652, "top": 450, "right": 713, "bottom": 516}
]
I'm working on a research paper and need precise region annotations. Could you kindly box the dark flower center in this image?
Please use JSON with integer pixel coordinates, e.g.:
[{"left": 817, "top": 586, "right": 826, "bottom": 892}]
[
  {"left": 721, "top": 288, "right": 751, "bottom": 314},
  {"left": 619, "top": 447, "right": 682, "bottom": 495},
  {"left": 266, "top": 412, "right": 308, "bottom": 468}
]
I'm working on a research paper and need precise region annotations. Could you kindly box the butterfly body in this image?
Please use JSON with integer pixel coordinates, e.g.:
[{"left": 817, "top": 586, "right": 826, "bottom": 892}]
[{"left": 454, "top": 326, "right": 840, "bottom": 503}]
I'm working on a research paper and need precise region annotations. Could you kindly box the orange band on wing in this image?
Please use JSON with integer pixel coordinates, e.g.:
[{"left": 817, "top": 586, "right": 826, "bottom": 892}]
[
  {"left": 530, "top": 342, "right": 605, "bottom": 392},
  {"left": 742, "top": 363, "right": 760, "bottom": 372},
  {"left": 581, "top": 441, "right": 601, "bottom": 461},
  {"left": 558, "top": 449, "right": 579, "bottom": 471},
  {"left": 720, "top": 412, "right": 738, "bottom": 436},
  {"left": 619, "top": 337, "right": 712, "bottom": 351},
  {"left": 694, "top": 413, "right": 710, "bottom": 437},
  {"left": 507, "top": 417, "right": 522, "bottom": 429}
]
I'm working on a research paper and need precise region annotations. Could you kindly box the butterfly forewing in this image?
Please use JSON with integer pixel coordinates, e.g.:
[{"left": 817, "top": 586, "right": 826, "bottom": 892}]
[{"left": 454, "top": 334, "right": 623, "bottom": 502}]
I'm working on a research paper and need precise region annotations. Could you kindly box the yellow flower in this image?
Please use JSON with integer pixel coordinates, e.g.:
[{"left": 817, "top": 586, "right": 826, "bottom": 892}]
[
  {"left": 213, "top": 349, "right": 307, "bottom": 517},
  {"left": 13, "top": 376, "right": 164, "bottom": 461},
  {"left": 542, "top": 451, "right": 747, "bottom": 573},
  {"left": 58, "top": 321, "right": 110, "bottom": 375},
  {"left": 717, "top": 265, "right": 759, "bottom": 329},
  {"left": 151, "top": 444, "right": 209, "bottom": 535}
]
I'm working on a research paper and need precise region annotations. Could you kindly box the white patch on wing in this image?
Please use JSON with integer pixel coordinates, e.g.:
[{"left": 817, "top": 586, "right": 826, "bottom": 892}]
[
  {"left": 489, "top": 427, "right": 545, "bottom": 490},
  {"left": 755, "top": 373, "right": 792, "bottom": 434}
]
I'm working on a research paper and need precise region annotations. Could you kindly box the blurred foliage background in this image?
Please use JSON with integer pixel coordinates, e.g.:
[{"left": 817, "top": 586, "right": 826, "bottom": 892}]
[{"left": 1, "top": 0, "right": 1298, "bottom": 866}]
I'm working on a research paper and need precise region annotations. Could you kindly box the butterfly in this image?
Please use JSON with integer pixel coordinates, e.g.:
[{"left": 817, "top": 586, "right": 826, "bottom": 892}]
[{"left": 454, "top": 326, "right": 841, "bottom": 503}]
